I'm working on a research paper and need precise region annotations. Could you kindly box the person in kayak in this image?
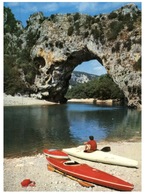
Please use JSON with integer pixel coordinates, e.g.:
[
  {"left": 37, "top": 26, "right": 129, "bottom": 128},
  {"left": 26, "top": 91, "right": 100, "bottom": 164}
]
[{"left": 84, "top": 136, "right": 97, "bottom": 153}]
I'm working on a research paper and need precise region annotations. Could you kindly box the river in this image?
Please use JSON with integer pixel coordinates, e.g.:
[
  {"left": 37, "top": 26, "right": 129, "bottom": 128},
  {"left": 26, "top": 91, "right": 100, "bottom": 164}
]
[{"left": 4, "top": 103, "right": 141, "bottom": 158}]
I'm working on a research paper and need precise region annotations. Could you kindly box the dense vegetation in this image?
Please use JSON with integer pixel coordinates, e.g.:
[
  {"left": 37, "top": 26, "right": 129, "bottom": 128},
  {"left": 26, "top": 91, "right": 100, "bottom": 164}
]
[
  {"left": 66, "top": 74, "right": 125, "bottom": 101},
  {"left": 4, "top": 7, "right": 25, "bottom": 95},
  {"left": 4, "top": 7, "right": 38, "bottom": 95},
  {"left": 4, "top": 7, "right": 21, "bottom": 35}
]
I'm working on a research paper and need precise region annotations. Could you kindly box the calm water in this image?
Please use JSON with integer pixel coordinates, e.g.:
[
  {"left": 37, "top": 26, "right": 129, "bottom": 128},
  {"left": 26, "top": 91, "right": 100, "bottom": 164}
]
[{"left": 4, "top": 103, "right": 141, "bottom": 158}]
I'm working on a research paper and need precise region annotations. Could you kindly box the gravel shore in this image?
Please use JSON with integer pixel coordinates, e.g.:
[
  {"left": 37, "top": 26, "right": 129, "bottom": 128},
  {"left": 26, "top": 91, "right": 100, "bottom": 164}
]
[
  {"left": 4, "top": 141, "right": 141, "bottom": 192},
  {"left": 4, "top": 94, "right": 57, "bottom": 106},
  {"left": 3, "top": 94, "right": 113, "bottom": 106}
]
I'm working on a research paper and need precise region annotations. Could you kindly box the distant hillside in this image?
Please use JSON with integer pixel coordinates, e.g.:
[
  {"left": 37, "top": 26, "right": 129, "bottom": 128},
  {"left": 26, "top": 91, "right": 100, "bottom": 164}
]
[{"left": 69, "top": 71, "right": 99, "bottom": 87}]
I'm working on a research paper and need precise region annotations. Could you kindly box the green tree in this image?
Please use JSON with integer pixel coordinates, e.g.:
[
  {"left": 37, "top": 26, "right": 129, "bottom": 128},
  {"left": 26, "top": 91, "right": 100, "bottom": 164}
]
[
  {"left": 4, "top": 56, "right": 27, "bottom": 95},
  {"left": 66, "top": 75, "right": 124, "bottom": 101},
  {"left": 4, "top": 7, "right": 38, "bottom": 95},
  {"left": 4, "top": 7, "right": 19, "bottom": 34}
]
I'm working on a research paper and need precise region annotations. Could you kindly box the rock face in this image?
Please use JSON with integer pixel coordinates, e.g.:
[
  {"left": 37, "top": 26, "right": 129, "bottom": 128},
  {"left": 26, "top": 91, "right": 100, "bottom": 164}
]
[
  {"left": 24, "top": 4, "right": 142, "bottom": 107},
  {"left": 69, "top": 71, "right": 98, "bottom": 87}
]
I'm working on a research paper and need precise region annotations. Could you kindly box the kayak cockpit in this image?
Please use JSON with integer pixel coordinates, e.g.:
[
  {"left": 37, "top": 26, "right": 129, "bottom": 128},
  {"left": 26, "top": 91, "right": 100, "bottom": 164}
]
[{"left": 64, "top": 160, "right": 79, "bottom": 166}]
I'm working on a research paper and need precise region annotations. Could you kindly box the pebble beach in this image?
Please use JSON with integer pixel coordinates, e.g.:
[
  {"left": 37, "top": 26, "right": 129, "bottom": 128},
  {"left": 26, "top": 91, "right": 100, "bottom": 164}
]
[
  {"left": 3, "top": 94, "right": 57, "bottom": 106},
  {"left": 4, "top": 141, "right": 141, "bottom": 192},
  {"left": 3, "top": 94, "right": 142, "bottom": 192}
]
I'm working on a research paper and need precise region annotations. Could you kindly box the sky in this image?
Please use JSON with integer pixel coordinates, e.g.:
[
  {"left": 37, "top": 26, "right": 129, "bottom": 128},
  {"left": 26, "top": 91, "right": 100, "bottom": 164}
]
[{"left": 3, "top": 1, "right": 142, "bottom": 75}]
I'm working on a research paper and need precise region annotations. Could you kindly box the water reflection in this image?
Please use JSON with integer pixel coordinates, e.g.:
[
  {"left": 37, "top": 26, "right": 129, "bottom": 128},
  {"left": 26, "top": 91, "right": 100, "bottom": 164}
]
[
  {"left": 4, "top": 103, "right": 141, "bottom": 158},
  {"left": 106, "top": 108, "right": 141, "bottom": 140},
  {"left": 67, "top": 104, "right": 141, "bottom": 142}
]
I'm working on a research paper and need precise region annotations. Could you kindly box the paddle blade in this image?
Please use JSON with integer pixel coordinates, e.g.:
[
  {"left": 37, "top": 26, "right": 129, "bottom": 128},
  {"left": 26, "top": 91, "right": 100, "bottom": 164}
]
[
  {"left": 101, "top": 146, "right": 111, "bottom": 152},
  {"left": 78, "top": 180, "right": 94, "bottom": 188},
  {"left": 47, "top": 164, "right": 56, "bottom": 172},
  {"left": 67, "top": 174, "right": 94, "bottom": 188},
  {"left": 47, "top": 164, "right": 65, "bottom": 175},
  {"left": 47, "top": 164, "right": 94, "bottom": 188}
]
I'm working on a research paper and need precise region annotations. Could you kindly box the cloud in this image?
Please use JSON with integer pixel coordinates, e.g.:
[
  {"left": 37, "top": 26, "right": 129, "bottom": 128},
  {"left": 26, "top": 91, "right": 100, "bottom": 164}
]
[
  {"left": 5, "top": 2, "right": 59, "bottom": 14},
  {"left": 74, "top": 2, "right": 141, "bottom": 16},
  {"left": 36, "top": 3, "right": 59, "bottom": 12},
  {"left": 76, "top": 2, "right": 99, "bottom": 13},
  {"left": 99, "top": 2, "right": 125, "bottom": 11},
  {"left": 27, "top": 3, "right": 58, "bottom": 14},
  {"left": 87, "top": 60, "right": 106, "bottom": 75},
  {"left": 5, "top": 2, "right": 20, "bottom": 7},
  {"left": 94, "top": 66, "right": 102, "bottom": 70},
  {"left": 93, "top": 66, "right": 107, "bottom": 76},
  {"left": 78, "top": 60, "right": 107, "bottom": 76}
]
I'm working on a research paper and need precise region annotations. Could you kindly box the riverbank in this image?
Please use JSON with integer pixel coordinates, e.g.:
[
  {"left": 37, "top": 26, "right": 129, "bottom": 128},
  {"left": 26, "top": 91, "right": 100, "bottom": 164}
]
[
  {"left": 4, "top": 94, "right": 117, "bottom": 107},
  {"left": 4, "top": 141, "right": 142, "bottom": 192},
  {"left": 68, "top": 98, "right": 114, "bottom": 105},
  {"left": 4, "top": 94, "right": 57, "bottom": 106}
]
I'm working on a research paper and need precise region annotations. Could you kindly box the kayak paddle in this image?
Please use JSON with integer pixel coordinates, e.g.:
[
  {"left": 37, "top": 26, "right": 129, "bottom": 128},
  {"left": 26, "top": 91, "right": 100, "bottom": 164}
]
[{"left": 47, "top": 164, "right": 94, "bottom": 188}]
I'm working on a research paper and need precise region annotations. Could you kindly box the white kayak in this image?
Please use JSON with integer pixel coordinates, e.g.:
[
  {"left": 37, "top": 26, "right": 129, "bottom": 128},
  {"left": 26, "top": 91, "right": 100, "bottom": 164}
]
[{"left": 63, "top": 145, "right": 138, "bottom": 168}]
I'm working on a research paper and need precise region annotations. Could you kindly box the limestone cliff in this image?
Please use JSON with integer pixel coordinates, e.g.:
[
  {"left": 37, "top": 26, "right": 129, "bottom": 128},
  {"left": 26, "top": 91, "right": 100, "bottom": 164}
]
[{"left": 5, "top": 4, "right": 142, "bottom": 108}]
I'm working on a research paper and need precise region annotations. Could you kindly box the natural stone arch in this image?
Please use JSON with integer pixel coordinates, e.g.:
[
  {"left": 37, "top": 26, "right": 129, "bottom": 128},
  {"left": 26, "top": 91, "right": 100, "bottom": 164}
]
[
  {"left": 33, "top": 47, "right": 103, "bottom": 103},
  {"left": 30, "top": 4, "right": 141, "bottom": 108}
]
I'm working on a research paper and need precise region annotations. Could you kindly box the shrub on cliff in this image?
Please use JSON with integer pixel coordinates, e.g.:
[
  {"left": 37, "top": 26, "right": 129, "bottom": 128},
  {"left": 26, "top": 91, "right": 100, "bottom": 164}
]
[
  {"left": 107, "top": 21, "right": 123, "bottom": 40},
  {"left": 108, "top": 12, "right": 118, "bottom": 19},
  {"left": 68, "top": 26, "right": 74, "bottom": 36},
  {"left": 133, "top": 57, "right": 141, "bottom": 71},
  {"left": 4, "top": 7, "right": 19, "bottom": 35}
]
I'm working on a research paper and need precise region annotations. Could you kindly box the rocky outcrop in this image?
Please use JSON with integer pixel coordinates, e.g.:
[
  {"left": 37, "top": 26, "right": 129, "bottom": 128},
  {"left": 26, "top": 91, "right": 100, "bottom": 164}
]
[
  {"left": 69, "top": 71, "right": 98, "bottom": 87},
  {"left": 14, "top": 4, "right": 142, "bottom": 108}
]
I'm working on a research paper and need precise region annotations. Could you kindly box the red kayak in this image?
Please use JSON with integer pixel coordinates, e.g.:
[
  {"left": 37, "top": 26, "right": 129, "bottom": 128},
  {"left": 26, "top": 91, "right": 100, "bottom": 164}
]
[
  {"left": 43, "top": 149, "right": 69, "bottom": 159},
  {"left": 46, "top": 154, "right": 134, "bottom": 191}
]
